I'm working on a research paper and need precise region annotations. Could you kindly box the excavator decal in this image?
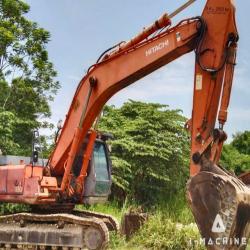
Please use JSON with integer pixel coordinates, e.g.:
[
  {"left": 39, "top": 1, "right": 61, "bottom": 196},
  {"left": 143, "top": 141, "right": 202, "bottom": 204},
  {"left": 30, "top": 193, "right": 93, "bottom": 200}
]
[{"left": 145, "top": 40, "right": 170, "bottom": 57}]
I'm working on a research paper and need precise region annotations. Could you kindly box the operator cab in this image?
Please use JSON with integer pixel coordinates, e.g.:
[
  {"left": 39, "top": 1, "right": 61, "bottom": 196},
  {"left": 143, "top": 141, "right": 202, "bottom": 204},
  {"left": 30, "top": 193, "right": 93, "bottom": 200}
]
[{"left": 72, "top": 132, "right": 113, "bottom": 204}]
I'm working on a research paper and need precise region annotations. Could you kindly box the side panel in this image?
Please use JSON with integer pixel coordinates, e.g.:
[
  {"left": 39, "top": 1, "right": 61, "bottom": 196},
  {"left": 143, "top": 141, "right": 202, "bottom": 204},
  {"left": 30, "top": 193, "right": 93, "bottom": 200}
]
[
  {"left": 7, "top": 165, "right": 25, "bottom": 194},
  {"left": 0, "top": 165, "right": 56, "bottom": 204}
]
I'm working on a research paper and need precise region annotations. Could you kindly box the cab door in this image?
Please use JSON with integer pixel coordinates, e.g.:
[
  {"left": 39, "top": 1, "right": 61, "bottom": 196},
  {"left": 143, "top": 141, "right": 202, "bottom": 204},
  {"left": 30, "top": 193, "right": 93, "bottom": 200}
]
[
  {"left": 93, "top": 141, "right": 112, "bottom": 196},
  {"left": 83, "top": 140, "right": 112, "bottom": 203}
]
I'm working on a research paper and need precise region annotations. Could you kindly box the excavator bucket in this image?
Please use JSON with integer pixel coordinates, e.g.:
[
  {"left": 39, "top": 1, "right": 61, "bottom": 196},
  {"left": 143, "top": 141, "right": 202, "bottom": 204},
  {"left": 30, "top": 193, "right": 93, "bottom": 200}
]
[
  {"left": 187, "top": 166, "right": 250, "bottom": 250},
  {"left": 239, "top": 172, "right": 250, "bottom": 186}
]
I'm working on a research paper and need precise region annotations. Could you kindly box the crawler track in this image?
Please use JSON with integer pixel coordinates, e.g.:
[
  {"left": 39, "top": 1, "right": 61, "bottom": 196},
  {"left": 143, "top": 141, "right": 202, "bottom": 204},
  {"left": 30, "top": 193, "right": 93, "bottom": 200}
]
[
  {"left": 73, "top": 210, "right": 119, "bottom": 232},
  {"left": 0, "top": 213, "right": 109, "bottom": 250},
  {"left": 31, "top": 205, "right": 119, "bottom": 232}
]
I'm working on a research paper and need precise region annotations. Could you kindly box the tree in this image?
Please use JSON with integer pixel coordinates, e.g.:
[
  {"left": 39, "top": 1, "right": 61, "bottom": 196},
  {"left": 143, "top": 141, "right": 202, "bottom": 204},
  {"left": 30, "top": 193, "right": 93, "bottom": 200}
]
[
  {"left": 231, "top": 131, "right": 250, "bottom": 155},
  {"left": 0, "top": 110, "right": 18, "bottom": 154},
  {"left": 220, "top": 131, "right": 250, "bottom": 175},
  {"left": 99, "top": 100, "right": 190, "bottom": 205},
  {"left": 0, "top": 0, "right": 59, "bottom": 155}
]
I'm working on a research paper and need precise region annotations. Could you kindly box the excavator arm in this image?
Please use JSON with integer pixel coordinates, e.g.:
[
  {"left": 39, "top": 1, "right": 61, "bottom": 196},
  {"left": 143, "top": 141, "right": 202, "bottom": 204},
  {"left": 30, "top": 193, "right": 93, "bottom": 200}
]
[{"left": 49, "top": 0, "right": 238, "bottom": 179}]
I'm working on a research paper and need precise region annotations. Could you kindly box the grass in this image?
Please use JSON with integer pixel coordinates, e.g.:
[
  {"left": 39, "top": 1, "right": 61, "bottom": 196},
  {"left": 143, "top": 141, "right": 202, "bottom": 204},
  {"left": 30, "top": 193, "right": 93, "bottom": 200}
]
[
  {"left": 76, "top": 200, "right": 128, "bottom": 222},
  {"left": 84, "top": 194, "right": 250, "bottom": 250},
  {"left": 0, "top": 203, "right": 30, "bottom": 214},
  {"left": 125, "top": 212, "right": 205, "bottom": 250},
  {"left": 1, "top": 194, "right": 249, "bottom": 249},
  {"left": 156, "top": 192, "right": 194, "bottom": 224},
  {"left": 81, "top": 194, "right": 206, "bottom": 250},
  {"left": 106, "top": 209, "right": 205, "bottom": 250}
]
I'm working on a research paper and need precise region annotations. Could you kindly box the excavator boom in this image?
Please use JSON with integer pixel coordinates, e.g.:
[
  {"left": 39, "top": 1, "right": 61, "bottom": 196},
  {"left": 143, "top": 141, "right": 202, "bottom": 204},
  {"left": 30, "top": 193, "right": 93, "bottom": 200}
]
[{"left": 48, "top": 17, "right": 200, "bottom": 177}]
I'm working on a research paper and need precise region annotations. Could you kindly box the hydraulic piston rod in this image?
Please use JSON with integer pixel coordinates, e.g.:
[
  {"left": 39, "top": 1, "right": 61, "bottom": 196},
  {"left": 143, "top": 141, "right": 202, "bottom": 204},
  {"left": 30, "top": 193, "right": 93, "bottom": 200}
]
[{"left": 106, "top": 0, "right": 197, "bottom": 57}]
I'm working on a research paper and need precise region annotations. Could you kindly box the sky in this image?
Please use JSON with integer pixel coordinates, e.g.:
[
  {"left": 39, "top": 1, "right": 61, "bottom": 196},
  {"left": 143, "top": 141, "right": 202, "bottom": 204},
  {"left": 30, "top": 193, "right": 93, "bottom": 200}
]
[{"left": 25, "top": 0, "right": 250, "bottom": 141}]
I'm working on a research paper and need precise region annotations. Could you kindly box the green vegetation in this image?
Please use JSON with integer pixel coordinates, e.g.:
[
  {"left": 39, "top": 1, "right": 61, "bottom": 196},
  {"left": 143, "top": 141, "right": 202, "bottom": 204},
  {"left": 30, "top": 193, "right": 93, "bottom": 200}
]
[
  {"left": 221, "top": 131, "right": 250, "bottom": 175},
  {"left": 95, "top": 100, "right": 193, "bottom": 248},
  {"left": 77, "top": 200, "right": 125, "bottom": 222},
  {"left": 95, "top": 102, "right": 250, "bottom": 249},
  {"left": 0, "top": 0, "right": 58, "bottom": 216},
  {"left": 99, "top": 100, "right": 190, "bottom": 205},
  {"left": 0, "top": 202, "right": 30, "bottom": 214},
  {"left": 125, "top": 214, "right": 204, "bottom": 250},
  {"left": 0, "top": 0, "right": 59, "bottom": 156},
  {"left": 85, "top": 195, "right": 205, "bottom": 250}
]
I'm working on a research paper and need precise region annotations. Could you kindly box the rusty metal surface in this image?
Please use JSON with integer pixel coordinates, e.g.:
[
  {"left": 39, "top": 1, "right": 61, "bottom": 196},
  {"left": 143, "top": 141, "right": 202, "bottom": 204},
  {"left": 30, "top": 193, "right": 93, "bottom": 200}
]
[
  {"left": 0, "top": 212, "right": 109, "bottom": 250},
  {"left": 239, "top": 172, "right": 250, "bottom": 186},
  {"left": 187, "top": 169, "right": 250, "bottom": 250},
  {"left": 121, "top": 212, "right": 148, "bottom": 239}
]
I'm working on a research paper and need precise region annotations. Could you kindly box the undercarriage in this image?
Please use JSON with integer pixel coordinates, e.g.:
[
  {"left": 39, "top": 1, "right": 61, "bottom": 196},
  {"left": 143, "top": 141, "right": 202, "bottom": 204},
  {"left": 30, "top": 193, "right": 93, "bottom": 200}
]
[{"left": 0, "top": 209, "right": 119, "bottom": 250}]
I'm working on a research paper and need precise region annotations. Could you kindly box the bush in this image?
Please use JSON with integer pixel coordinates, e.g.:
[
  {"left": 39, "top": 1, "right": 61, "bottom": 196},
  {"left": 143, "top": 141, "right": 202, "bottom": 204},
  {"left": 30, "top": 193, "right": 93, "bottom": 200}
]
[
  {"left": 220, "top": 131, "right": 250, "bottom": 174},
  {"left": 0, "top": 203, "right": 30, "bottom": 215},
  {"left": 126, "top": 212, "right": 205, "bottom": 250}
]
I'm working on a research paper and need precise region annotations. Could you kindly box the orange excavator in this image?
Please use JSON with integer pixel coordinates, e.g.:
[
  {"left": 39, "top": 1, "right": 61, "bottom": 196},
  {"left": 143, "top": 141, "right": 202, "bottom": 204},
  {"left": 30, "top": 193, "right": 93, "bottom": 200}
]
[{"left": 0, "top": 0, "right": 250, "bottom": 249}]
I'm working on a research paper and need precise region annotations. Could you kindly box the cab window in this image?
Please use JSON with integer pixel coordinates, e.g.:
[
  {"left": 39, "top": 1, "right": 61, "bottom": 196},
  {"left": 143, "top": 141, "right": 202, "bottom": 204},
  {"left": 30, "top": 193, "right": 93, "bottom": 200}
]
[{"left": 93, "top": 142, "right": 109, "bottom": 181}]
